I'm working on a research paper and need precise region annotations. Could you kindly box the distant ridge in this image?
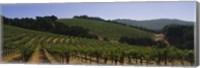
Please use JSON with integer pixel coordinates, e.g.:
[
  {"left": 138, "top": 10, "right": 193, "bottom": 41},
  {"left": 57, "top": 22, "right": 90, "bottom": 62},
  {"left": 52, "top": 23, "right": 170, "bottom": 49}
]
[{"left": 114, "top": 18, "right": 194, "bottom": 31}]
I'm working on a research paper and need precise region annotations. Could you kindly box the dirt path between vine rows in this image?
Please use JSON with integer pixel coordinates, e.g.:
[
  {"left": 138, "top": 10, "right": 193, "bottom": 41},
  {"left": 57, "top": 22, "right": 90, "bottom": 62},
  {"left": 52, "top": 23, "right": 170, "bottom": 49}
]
[{"left": 28, "top": 45, "right": 50, "bottom": 63}]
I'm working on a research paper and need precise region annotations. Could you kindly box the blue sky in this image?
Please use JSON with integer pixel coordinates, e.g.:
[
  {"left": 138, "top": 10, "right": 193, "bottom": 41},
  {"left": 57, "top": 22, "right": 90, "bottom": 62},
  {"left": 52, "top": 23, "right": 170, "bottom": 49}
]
[{"left": 1, "top": 2, "right": 196, "bottom": 22}]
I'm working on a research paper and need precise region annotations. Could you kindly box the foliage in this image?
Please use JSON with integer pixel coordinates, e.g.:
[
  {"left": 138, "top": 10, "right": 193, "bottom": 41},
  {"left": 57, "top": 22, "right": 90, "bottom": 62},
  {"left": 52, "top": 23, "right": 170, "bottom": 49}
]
[
  {"left": 2, "top": 15, "right": 194, "bottom": 65},
  {"left": 3, "top": 16, "right": 98, "bottom": 39},
  {"left": 163, "top": 24, "right": 194, "bottom": 49},
  {"left": 119, "top": 36, "right": 156, "bottom": 46},
  {"left": 58, "top": 18, "right": 154, "bottom": 41}
]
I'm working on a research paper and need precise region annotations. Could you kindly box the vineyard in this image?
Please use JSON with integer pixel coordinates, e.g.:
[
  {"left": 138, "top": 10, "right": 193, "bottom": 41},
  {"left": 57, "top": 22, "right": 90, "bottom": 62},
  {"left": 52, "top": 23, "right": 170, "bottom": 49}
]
[
  {"left": 58, "top": 18, "right": 154, "bottom": 40},
  {"left": 3, "top": 25, "right": 194, "bottom": 66}
]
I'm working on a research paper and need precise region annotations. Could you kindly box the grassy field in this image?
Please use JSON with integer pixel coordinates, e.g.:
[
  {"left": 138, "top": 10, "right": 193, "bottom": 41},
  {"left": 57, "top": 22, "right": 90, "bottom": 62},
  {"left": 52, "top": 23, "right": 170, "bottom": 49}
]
[{"left": 58, "top": 18, "right": 154, "bottom": 40}]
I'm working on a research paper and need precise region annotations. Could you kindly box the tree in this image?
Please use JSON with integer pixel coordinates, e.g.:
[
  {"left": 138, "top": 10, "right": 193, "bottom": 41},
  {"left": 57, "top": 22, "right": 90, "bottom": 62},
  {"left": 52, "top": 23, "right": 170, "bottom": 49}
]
[
  {"left": 2, "top": 16, "right": 12, "bottom": 25},
  {"left": 36, "top": 16, "right": 56, "bottom": 31},
  {"left": 119, "top": 36, "right": 156, "bottom": 46},
  {"left": 163, "top": 24, "right": 194, "bottom": 49},
  {"left": 73, "top": 15, "right": 105, "bottom": 21}
]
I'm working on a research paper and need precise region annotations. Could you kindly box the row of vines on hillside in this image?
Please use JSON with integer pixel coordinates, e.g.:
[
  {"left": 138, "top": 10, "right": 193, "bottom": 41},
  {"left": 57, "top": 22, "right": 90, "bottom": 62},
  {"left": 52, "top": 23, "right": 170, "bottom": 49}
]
[
  {"left": 42, "top": 35, "right": 194, "bottom": 65},
  {"left": 3, "top": 25, "right": 194, "bottom": 65}
]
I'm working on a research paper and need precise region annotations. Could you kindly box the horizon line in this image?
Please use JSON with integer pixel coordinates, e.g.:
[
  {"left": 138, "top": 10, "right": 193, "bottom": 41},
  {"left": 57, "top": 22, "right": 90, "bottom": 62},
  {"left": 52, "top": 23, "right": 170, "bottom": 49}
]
[{"left": 3, "top": 15, "right": 195, "bottom": 22}]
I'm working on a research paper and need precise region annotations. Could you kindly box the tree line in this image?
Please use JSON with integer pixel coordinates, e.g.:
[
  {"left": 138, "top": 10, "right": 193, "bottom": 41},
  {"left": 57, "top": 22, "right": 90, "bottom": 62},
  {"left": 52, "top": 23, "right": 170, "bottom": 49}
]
[
  {"left": 119, "top": 36, "right": 157, "bottom": 46},
  {"left": 73, "top": 15, "right": 105, "bottom": 21},
  {"left": 2, "top": 15, "right": 158, "bottom": 43},
  {"left": 2, "top": 15, "right": 98, "bottom": 39},
  {"left": 163, "top": 24, "right": 194, "bottom": 49}
]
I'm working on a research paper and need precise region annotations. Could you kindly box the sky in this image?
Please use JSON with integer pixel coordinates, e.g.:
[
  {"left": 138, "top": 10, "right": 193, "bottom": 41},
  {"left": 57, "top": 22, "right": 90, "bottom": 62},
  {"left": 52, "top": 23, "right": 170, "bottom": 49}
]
[{"left": 1, "top": 2, "right": 196, "bottom": 22}]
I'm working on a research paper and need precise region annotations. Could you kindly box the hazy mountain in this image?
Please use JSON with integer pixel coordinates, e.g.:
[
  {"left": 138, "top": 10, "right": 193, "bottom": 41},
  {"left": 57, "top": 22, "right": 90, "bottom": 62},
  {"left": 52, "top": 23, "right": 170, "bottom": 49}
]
[{"left": 114, "top": 19, "right": 194, "bottom": 31}]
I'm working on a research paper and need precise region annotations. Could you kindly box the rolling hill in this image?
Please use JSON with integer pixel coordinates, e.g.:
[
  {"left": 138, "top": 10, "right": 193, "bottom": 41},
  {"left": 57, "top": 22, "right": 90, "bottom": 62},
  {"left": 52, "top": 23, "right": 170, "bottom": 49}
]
[
  {"left": 114, "top": 19, "right": 194, "bottom": 31},
  {"left": 58, "top": 18, "right": 154, "bottom": 41},
  {"left": 3, "top": 25, "right": 153, "bottom": 64},
  {"left": 3, "top": 21, "right": 194, "bottom": 65}
]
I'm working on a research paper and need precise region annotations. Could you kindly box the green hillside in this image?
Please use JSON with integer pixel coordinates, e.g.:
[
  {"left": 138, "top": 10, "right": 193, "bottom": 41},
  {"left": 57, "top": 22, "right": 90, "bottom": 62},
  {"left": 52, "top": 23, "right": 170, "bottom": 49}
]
[
  {"left": 3, "top": 25, "right": 193, "bottom": 65},
  {"left": 58, "top": 18, "right": 154, "bottom": 40}
]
